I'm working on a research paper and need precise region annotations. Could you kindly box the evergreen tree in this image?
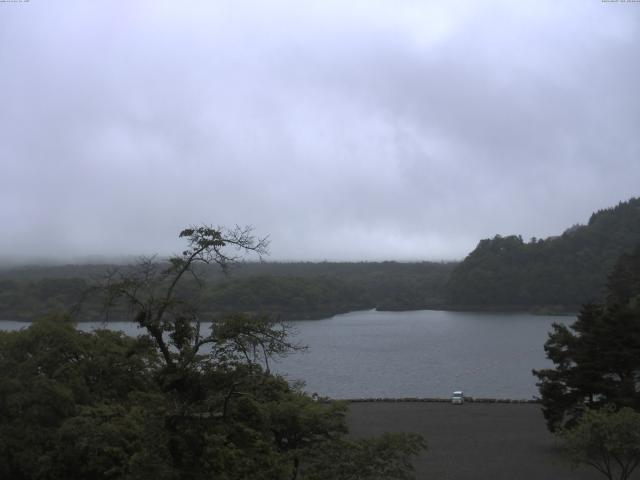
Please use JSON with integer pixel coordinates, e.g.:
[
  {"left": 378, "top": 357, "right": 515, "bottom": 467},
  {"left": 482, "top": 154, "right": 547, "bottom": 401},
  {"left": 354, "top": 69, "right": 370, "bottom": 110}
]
[
  {"left": 448, "top": 197, "right": 640, "bottom": 310},
  {"left": 533, "top": 245, "right": 640, "bottom": 431}
]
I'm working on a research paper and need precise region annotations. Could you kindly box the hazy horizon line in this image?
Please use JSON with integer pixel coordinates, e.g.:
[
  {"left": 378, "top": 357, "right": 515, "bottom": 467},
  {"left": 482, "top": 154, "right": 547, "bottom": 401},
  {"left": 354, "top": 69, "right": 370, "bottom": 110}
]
[{"left": 0, "top": 254, "right": 461, "bottom": 268}]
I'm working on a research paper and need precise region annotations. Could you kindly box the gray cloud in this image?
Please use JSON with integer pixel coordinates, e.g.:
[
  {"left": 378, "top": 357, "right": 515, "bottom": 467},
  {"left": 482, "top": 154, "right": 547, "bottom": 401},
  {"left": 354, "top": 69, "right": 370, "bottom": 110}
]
[{"left": 1, "top": 0, "right": 639, "bottom": 262}]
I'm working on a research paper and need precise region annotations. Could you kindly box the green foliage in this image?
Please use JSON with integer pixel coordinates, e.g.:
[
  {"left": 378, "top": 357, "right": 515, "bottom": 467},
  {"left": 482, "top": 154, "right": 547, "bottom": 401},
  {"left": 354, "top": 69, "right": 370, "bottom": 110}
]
[
  {"left": 559, "top": 405, "right": 640, "bottom": 480},
  {"left": 533, "top": 245, "right": 640, "bottom": 432},
  {"left": 0, "top": 320, "right": 163, "bottom": 480},
  {"left": 0, "top": 261, "right": 455, "bottom": 321},
  {"left": 0, "top": 278, "right": 88, "bottom": 321},
  {"left": 0, "top": 226, "right": 426, "bottom": 479},
  {"left": 301, "top": 433, "right": 427, "bottom": 480},
  {"left": 0, "top": 320, "right": 426, "bottom": 479},
  {"left": 448, "top": 197, "right": 640, "bottom": 309}
]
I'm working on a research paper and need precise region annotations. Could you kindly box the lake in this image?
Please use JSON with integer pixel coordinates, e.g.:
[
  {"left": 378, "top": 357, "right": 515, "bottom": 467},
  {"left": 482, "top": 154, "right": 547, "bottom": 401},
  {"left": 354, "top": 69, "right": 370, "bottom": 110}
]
[{"left": 0, "top": 309, "right": 572, "bottom": 399}]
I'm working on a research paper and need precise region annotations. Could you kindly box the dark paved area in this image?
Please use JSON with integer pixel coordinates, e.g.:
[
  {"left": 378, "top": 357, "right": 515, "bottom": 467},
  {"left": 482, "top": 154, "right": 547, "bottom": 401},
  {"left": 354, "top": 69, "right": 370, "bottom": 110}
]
[{"left": 346, "top": 402, "right": 608, "bottom": 480}]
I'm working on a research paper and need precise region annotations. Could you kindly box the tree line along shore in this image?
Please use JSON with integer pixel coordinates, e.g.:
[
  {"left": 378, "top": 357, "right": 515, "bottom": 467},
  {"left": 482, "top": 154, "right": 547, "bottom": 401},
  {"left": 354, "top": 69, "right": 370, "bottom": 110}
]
[{"left": 1, "top": 197, "right": 639, "bottom": 322}]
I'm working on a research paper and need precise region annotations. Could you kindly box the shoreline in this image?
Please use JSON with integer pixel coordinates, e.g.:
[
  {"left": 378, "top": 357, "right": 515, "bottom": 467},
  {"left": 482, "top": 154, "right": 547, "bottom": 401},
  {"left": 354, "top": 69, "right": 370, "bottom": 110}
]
[
  {"left": 0, "top": 305, "right": 578, "bottom": 323},
  {"left": 343, "top": 397, "right": 539, "bottom": 404}
]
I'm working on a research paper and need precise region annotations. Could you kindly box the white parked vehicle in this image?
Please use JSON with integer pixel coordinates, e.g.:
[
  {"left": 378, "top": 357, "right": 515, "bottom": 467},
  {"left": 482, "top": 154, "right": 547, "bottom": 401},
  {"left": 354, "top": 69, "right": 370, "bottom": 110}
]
[{"left": 451, "top": 391, "right": 464, "bottom": 404}]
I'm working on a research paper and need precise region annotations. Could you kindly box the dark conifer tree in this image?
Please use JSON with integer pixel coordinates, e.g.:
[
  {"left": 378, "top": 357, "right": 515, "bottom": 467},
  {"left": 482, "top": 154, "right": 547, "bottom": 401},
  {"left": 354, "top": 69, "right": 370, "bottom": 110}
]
[{"left": 534, "top": 245, "right": 640, "bottom": 431}]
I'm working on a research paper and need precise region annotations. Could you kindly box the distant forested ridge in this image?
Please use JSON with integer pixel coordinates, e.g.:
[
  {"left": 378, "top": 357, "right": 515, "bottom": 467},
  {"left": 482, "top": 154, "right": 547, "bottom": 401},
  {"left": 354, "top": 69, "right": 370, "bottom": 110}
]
[
  {"left": 2, "top": 198, "right": 639, "bottom": 320},
  {"left": 0, "top": 261, "right": 456, "bottom": 321},
  {"left": 446, "top": 197, "right": 640, "bottom": 311}
]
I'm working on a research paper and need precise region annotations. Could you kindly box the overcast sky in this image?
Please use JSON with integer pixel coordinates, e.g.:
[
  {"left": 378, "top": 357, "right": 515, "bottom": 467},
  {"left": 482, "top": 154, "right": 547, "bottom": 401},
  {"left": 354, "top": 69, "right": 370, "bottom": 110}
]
[{"left": 1, "top": 0, "right": 639, "bottom": 262}]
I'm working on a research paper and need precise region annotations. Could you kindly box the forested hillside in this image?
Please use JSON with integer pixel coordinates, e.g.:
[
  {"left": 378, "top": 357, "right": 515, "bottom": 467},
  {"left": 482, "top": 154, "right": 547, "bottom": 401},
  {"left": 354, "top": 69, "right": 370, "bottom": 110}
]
[
  {"left": 2, "top": 198, "right": 638, "bottom": 320},
  {"left": 0, "top": 261, "right": 455, "bottom": 321},
  {"left": 447, "top": 197, "right": 640, "bottom": 311}
]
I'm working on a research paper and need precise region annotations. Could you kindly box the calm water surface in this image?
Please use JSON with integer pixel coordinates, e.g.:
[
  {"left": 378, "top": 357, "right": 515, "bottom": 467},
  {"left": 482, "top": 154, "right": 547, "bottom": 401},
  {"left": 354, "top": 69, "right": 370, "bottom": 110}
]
[{"left": 0, "top": 310, "right": 572, "bottom": 399}]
